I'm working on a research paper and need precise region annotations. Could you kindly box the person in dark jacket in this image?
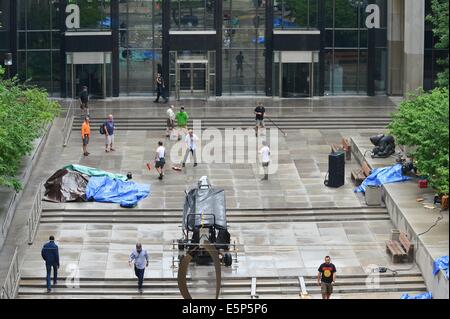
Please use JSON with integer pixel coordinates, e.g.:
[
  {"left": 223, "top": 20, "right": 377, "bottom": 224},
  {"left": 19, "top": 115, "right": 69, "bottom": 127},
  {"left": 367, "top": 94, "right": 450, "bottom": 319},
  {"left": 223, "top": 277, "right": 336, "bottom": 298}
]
[{"left": 41, "top": 235, "right": 60, "bottom": 293}]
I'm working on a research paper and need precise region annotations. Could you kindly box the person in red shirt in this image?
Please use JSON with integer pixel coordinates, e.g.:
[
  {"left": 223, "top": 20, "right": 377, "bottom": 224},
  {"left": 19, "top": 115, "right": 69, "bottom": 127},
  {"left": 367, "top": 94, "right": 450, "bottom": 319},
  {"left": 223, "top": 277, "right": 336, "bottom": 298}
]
[{"left": 81, "top": 116, "right": 91, "bottom": 156}]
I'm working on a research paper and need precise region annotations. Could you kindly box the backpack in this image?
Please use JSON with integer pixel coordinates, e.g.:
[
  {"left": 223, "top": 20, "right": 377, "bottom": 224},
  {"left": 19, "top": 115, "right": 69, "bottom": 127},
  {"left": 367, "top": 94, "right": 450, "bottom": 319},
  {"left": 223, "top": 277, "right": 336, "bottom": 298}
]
[{"left": 99, "top": 124, "right": 105, "bottom": 135}]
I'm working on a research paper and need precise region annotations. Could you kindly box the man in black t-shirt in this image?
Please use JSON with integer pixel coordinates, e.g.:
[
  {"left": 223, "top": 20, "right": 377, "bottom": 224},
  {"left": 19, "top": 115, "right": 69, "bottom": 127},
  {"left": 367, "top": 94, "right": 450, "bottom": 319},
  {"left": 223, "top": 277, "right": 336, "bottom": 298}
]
[
  {"left": 79, "top": 86, "right": 89, "bottom": 116},
  {"left": 254, "top": 102, "right": 266, "bottom": 137},
  {"left": 317, "top": 256, "right": 337, "bottom": 299}
]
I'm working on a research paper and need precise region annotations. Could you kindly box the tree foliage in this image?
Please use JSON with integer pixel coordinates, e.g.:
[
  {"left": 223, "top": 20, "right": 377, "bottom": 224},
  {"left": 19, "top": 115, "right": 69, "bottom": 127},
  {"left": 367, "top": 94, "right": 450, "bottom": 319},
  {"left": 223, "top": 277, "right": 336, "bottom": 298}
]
[
  {"left": 388, "top": 88, "right": 449, "bottom": 195},
  {"left": 426, "top": 0, "right": 449, "bottom": 88},
  {"left": 0, "top": 67, "right": 60, "bottom": 191}
]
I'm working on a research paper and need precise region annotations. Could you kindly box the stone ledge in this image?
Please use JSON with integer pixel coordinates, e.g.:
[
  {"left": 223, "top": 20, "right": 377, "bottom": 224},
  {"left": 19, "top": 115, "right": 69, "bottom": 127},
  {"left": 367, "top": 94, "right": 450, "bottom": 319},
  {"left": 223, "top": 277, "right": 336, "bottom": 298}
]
[
  {"left": 0, "top": 123, "right": 52, "bottom": 250},
  {"left": 350, "top": 136, "right": 449, "bottom": 299}
]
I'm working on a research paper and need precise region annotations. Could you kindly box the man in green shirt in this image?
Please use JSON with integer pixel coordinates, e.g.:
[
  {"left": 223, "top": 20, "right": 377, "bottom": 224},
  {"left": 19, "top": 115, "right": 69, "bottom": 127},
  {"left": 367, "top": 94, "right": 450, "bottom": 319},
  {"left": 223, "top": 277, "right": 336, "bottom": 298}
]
[{"left": 176, "top": 106, "right": 189, "bottom": 141}]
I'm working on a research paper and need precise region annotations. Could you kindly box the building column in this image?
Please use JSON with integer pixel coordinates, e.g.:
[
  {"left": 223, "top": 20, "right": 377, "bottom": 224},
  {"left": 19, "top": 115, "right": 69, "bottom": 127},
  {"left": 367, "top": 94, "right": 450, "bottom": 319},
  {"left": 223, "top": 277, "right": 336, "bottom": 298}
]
[
  {"left": 162, "top": 0, "right": 170, "bottom": 97},
  {"left": 215, "top": 0, "right": 223, "bottom": 96},
  {"left": 403, "top": 0, "right": 424, "bottom": 94},
  {"left": 387, "top": 0, "right": 403, "bottom": 95},
  {"left": 60, "top": 0, "right": 67, "bottom": 97},
  {"left": 265, "top": 0, "right": 273, "bottom": 96},
  {"left": 9, "top": 0, "right": 17, "bottom": 77},
  {"left": 111, "top": 0, "right": 119, "bottom": 97},
  {"left": 318, "top": 0, "right": 325, "bottom": 96}
]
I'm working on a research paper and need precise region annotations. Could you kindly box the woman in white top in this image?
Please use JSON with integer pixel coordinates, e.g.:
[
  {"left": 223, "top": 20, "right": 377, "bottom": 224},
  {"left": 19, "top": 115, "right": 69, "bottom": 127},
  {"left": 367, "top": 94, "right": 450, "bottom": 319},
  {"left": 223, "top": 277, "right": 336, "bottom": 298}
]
[{"left": 155, "top": 141, "right": 166, "bottom": 180}]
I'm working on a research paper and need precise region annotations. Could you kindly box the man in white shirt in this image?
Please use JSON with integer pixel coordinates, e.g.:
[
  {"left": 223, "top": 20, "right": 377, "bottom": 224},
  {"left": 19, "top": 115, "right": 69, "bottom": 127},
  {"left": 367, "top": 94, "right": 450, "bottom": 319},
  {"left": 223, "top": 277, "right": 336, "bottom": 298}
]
[
  {"left": 155, "top": 141, "right": 166, "bottom": 180},
  {"left": 166, "top": 105, "right": 176, "bottom": 137},
  {"left": 182, "top": 129, "right": 199, "bottom": 168},
  {"left": 260, "top": 141, "right": 270, "bottom": 180},
  {"left": 128, "top": 243, "right": 149, "bottom": 293}
]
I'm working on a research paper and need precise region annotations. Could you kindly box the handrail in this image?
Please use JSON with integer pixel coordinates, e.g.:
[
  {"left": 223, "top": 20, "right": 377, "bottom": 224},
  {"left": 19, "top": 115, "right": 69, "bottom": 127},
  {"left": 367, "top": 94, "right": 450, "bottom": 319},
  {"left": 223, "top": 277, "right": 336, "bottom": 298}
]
[
  {"left": 0, "top": 247, "right": 20, "bottom": 299},
  {"left": 27, "top": 181, "right": 44, "bottom": 245},
  {"left": 62, "top": 99, "right": 75, "bottom": 147},
  {"left": 251, "top": 277, "right": 259, "bottom": 299}
]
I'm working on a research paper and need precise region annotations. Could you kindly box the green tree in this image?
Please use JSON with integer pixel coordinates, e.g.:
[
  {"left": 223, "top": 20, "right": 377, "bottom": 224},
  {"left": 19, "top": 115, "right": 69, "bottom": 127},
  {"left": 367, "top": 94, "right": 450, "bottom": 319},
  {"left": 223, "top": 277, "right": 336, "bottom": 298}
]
[
  {"left": 388, "top": 88, "right": 449, "bottom": 195},
  {"left": 426, "top": 0, "right": 449, "bottom": 88},
  {"left": 0, "top": 67, "right": 60, "bottom": 191}
]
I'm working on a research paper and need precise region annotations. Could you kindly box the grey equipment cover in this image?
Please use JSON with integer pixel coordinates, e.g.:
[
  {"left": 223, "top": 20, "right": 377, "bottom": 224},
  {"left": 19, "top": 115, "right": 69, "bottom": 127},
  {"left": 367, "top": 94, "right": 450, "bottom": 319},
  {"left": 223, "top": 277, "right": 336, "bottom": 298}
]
[{"left": 182, "top": 176, "right": 227, "bottom": 231}]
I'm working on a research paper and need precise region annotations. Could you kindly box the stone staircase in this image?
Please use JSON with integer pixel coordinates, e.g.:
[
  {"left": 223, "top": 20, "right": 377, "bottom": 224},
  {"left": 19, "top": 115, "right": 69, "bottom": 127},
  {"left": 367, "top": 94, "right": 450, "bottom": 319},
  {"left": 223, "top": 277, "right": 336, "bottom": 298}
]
[
  {"left": 40, "top": 207, "right": 391, "bottom": 224},
  {"left": 17, "top": 273, "right": 426, "bottom": 299},
  {"left": 72, "top": 116, "right": 391, "bottom": 131}
]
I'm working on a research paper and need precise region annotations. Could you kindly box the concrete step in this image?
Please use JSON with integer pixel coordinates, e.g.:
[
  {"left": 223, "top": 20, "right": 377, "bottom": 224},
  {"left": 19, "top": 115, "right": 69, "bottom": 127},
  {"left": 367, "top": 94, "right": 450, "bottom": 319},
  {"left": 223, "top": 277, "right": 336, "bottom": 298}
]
[
  {"left": 19, "top": 275, "right": 425, "bottom": 288},
  {"left": 40, "top": 207, "right": 389, "bottom": 224},
  {"left": 18, "top": 283, "right": 427, "bottom": 297},
  {"left": 72, "top": 117, "right": 390, "bottom": 130},
  {"left": 42, "top": 207, "right": 389, "bottom": 214},
  {"left": 39, "top": 214, "right": 390, "bottom": 224},
  {"left": 16, "top": 291, "right": 426, "bottom": 299}
]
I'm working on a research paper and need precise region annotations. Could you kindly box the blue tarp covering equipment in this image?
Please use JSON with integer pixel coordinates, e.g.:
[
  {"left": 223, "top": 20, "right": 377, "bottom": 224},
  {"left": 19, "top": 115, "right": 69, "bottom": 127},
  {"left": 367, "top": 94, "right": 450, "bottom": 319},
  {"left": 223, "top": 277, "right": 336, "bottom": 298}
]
[
  {"left": 433, "top": 256, "right": 449, "bottom": 280},
  {"left": 400, "top": 292, "right": 432, "bottom": 299},
  {"left": 355, "top": 164, "right": 411, "bottom": 193},
  {"left": 86, "top": 176, "right": 150, "bottom": 207}
]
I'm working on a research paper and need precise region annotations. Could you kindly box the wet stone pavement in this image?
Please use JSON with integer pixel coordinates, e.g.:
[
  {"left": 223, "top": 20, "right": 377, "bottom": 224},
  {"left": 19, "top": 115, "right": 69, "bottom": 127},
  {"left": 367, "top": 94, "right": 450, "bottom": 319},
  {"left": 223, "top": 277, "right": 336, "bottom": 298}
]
[{"left": 16, "top": 97, "right": 424, "bottom": 298}]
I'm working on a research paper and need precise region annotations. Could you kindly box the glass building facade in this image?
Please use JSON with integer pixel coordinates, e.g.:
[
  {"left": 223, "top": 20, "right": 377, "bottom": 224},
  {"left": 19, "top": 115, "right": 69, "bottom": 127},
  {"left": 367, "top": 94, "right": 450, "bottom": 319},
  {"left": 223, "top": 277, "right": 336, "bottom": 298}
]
[{"left": 0, "top": 0, "right": 442, "bottom": 98}]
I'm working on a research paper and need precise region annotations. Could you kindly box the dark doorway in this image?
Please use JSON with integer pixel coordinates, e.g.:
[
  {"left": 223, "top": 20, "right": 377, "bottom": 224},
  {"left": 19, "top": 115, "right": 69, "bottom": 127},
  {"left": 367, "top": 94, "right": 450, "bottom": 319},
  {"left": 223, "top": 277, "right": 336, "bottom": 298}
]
[
  {"left": 76, "top": 64, "right": 104, "bottom": 99},
  {"left": 282, "top": 63, "right": 310, "bottom": 97}
]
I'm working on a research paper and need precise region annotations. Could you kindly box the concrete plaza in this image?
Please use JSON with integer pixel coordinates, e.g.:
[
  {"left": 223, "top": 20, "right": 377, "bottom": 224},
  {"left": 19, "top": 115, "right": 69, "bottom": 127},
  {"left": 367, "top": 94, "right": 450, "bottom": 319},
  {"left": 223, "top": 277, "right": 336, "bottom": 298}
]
[{"left": 1, "top": 97, "right": 435, "bottom": 298}]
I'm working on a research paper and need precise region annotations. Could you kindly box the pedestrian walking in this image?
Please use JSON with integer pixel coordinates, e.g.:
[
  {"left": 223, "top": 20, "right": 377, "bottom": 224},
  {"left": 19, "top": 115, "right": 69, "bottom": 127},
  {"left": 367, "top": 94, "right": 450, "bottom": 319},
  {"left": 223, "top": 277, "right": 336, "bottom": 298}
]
[
  {"left": 259, "top": 141, "right": 270, "bottom": 180},
  {"left": 41, "top": 235, "right": 60, "bottom": 293},
  {"left": 128, "top": 243, "right": 149, "bottom": 293},
  {"left": 79, "top": 86, "right": 89, "bottom": 116},
  {"left": 103, "top": 114, "right": 116, "bottom": 153},
  {"left": 254, "top": 101, "right": 266, "bottom": 137},
  {"left": 81, "top": 116, "right": 91, "bottom": 157},
  {"left": 317, "top": 256, "right": 337, "bottom": 299},
  {"left": 176, "top": 106, "right": 189, "bottom": 141},
  {"left": 154, "top": 73, "right": 168, "bottom": 103},
  {"left": 166, "top": 105, "right": 176, "bottom": 138},
  {"left": 236, "top": 51, "right": 244, "bottom": 77},
  {"left": 155, "top": 141, "right": 166, "bottom": 180},
  {"left": 182, "top": 129, "right": 198, "bottom": 168}
]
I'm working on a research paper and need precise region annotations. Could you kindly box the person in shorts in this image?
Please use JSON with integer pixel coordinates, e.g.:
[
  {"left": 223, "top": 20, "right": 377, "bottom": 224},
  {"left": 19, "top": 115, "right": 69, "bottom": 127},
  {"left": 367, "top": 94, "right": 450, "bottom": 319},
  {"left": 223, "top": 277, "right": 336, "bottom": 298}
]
[
  {"left": 155, "top": 141, "right": 166, "bottom": 180},
  {"left": 254, "top": 102, "right": 266, "bottom": 137},
  {"left": 176, "top": 106, "right": 189, "bottom": 141},
  {"left": 259, "top": 141, "right": 270, "bottom": 180},
  {"left": 81, "top": 116, "right": 90, "bottom": 156},
  {"left": 103, "top": 114, "right": 116, "bottom": 153},
  {"left": 166, "top": 105, "right": 176, "bottom": 137},
  {"left": 317, "top": 256, "right": 337, "bottom": 299}
]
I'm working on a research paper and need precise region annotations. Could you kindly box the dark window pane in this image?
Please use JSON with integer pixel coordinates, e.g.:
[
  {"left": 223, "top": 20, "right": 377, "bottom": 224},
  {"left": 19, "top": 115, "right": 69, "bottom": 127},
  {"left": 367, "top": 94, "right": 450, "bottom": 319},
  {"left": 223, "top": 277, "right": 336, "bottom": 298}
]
[
  {"left": 334, "top": 30, "right": 359, "bottom": 48},
  {"left": 334, "top": 0, "right": 358, "bottom": 28},
  {"left": 28, "top": 32, "right": 51, "bottom": 49},
  {"left": 26, "top": 51, "right": 52, "bottom": 92},
  {"left": 27, "top": 0, "right": 51, "bottom": 30}
]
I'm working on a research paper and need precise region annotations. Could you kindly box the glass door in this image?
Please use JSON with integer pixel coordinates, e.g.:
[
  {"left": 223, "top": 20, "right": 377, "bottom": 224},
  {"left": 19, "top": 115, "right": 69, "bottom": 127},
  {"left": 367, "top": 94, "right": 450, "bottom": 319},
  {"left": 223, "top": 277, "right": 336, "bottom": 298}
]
[
  {"left": 282, "top": 63, "right": 311, "bottom": 98},
  {"left": 175, "top": 60, "right": 209, "bottom": 100},
  {"left": 76, "top": 64, "right": 104, "bottom": 99},
  {"left": 66, "top": 52, "right": 112, "bottom": 99}
]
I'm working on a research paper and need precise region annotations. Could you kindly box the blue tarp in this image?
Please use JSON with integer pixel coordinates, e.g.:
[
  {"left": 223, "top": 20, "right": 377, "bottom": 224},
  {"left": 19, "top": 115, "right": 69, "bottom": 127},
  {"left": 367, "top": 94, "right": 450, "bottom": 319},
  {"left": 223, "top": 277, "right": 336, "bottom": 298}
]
[
  {"left": 355, "top": 164, "right": 411, "bottom": 193},
  {"left": 86, "top": 176, "right": 150, "bottom": 207},
  {"left": 433, "top": 256, "right": 449, "bottom": 280},
  {"left": 401, "top": 292, "right": 433, "bottom": 299}
]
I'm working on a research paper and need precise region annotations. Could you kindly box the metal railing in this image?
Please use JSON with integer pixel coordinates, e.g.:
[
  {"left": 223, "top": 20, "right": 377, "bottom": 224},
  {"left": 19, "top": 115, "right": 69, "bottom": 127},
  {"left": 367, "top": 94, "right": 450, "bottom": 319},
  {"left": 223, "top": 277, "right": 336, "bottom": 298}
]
[
  {"left": 62, "top": 99, "right": 75, "bottom": 147},
  {"left": 27, "top": 182, "right": 44, "bottom": 245},
  {"left": 0, "top": 247, "right": 20, "bottom": 299}
]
